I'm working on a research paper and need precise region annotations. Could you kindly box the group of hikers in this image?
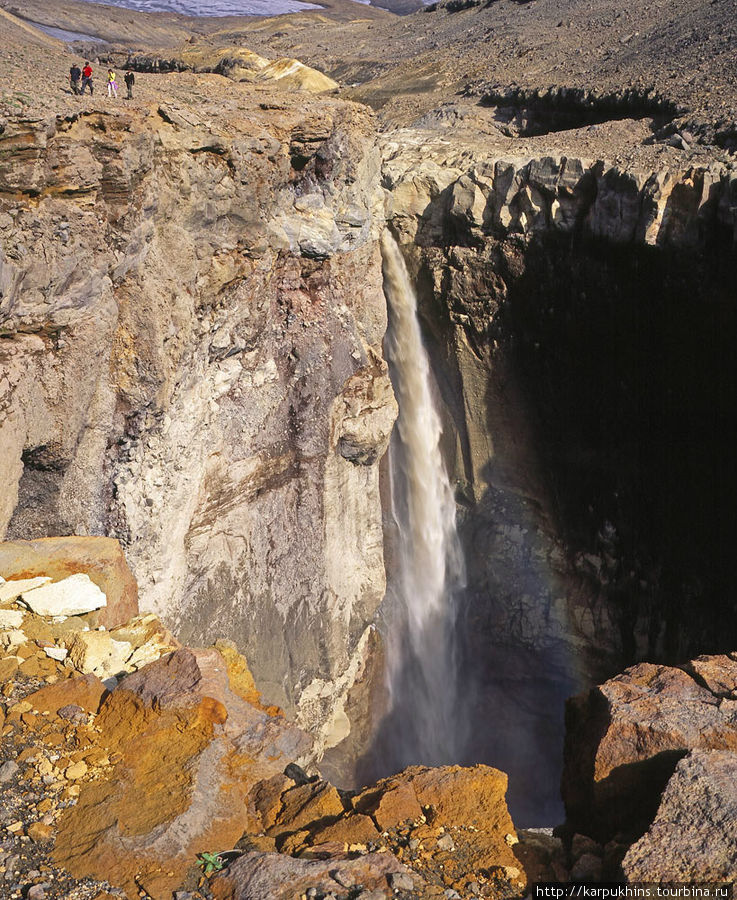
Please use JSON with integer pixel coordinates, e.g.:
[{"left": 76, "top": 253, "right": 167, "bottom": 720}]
[{"left": 69, "top": 62, "right": 135, "bottom": 99}]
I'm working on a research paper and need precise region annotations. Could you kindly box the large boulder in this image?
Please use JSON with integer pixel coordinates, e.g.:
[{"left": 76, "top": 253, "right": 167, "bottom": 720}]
[
  {"left": 17, "top": 573, "right": 106, "bottom": 618},
  {"left": 210, "top": 850, "right": 427, "bottom": 900},
  {"left": 622, "top": 749, "right": 737, "bottom": 881},
  {"left": 562, "top": 658, "right": 737, "bottom": 842},
  {"left": 52, "top": 647, "right": 313, "bottom": 900},
  {"left": 0, "top": 537, "right": 138, "bottom": 628}
]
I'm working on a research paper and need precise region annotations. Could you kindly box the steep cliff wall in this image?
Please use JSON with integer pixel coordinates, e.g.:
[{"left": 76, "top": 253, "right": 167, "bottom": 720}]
[
  {"left": 382, "top": 135, "right": 737, "bottom": 821},
  {"left": 0, "top": 87, "right": 396, "bottom": 752}
]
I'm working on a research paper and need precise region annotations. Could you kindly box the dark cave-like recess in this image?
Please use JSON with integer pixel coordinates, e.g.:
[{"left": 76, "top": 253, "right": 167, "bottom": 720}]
[{"left": 502, "top": 232, "right": 737, "bottom": 665}]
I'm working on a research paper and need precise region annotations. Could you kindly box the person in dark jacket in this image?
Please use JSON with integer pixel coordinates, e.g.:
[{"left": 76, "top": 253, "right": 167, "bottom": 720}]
[
  {"left": 80, "top": 61, "right": 94, "bottom": 96},
  {"left": 124, "top": 70, "right": 135, "bottom": 100},
  {"left": 69, "top": 64, "right": 82, "bottom": 95}
]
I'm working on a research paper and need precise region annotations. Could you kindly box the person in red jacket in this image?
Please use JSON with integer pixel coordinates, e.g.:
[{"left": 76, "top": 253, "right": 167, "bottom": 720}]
[{"left": 80, "top": 62, "right": 94, "bottom": 96}]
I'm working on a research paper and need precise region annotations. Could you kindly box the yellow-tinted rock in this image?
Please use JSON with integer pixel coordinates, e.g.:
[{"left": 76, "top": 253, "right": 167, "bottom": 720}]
[
  {"left": 214, "top": 639, "right": 263, "bottom": 707},
  {"left": 66, "top": 631, "right": 133, "bottom": 680},
  {"left": 257, "top": 58, "right": 339, "bottom": 93},
  {"left": 110, "top": 614, "right": 179, "bottom": 670},
  {"left": 0, "top": 536, "right": 138, "bottom": 628},
  {"left": 65, "top": 760, "right": 88, "bottom": 780},
  {"left": 27, "top": 821, "right": 54, "bottom": 842},
  {"left": 52, "top": 648, "right": 312, "bottom": 900},
  {"left": 0, "top": 656, "right": 19, "bottom": 680},
  {"left": 272, "top": 781, "right": 345, "bottom": 836}
]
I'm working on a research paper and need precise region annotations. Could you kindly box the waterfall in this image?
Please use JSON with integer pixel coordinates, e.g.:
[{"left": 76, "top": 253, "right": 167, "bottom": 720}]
[{"left": 379, "top": 231, "right": 467, "bottom": 768}]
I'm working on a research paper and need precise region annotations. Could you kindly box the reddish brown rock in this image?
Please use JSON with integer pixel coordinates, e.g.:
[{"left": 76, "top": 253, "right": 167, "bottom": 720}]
[
  {"left": 119, "top": 647, "right": 313, "bottom": 778},
  {"left": 52, "top": 647, "right": 313, "bottom": 900},
  {"left": 355, "top": 775, "right": 424, "bottom": 830},
  {"left": 24, "top": 673, "right": 106, "bottom": 718},
  {"left": 562, "top": 659, "right": 737, "bottom": 842},
  {"left": 270, "top": 780, "right": 344, "bottom": 838},
  {"left": 622, "top": 749, "right": 737, "bottom": 881},
  {"left": 0, "top": 537, "right": 138, "bottom": 628},
  {"left": 249, "top": 773, "right": 294, "bottom": 833},
  {"left": 210, "top": 850, "right": 427, "bottom": 900},
  {"left": 308, "top": 812, "right": 379, "bottom": 846}
]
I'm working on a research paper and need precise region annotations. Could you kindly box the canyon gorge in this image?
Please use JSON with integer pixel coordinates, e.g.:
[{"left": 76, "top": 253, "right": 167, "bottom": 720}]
[{"left": 0, "top": 0, "right": 736, "bottom": 896}]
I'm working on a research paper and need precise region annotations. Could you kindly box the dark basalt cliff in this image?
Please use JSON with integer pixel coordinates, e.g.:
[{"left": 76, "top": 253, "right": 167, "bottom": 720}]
[{"left": 382, "top": 141, "right": 737, "bottom": 821}]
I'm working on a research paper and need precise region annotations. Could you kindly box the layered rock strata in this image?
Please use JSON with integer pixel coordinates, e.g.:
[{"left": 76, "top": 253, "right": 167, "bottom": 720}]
[{"left": 0, "top": 83, "right": 395, "bottom": 754}]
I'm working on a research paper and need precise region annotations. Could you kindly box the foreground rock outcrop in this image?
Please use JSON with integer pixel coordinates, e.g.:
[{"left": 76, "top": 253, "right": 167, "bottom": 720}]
[
  {"left": 621, "top": 748, "right": 737, "bottom": 882},
  {"left": 1, "top": 563, "right": 532, "bottom": 900},
  {"left": 562, "top": 654, "right": 737, "bottom": 849}
]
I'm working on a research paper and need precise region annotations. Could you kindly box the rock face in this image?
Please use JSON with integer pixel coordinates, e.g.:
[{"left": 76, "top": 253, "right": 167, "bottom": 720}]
[
  {"left": 0, "top": 536, "right": 138, "bottom": 627},
  {"left": 53, "top": 648, "right": 312, "bottom": 899},
  {"left": 385, "top": 148, "right": 737, "bottom": 249},
  {"left": 379, "top": 129, "right": 737, "bottom": 822},
  {"left": 562, "top": 656, "right": 737, "bottom": 842},
  {"left": 0, "top": 80, "right": 393, "bottom": 752},
  {"left": 621, "top": 749, "right": 737, "bottom": 882}
]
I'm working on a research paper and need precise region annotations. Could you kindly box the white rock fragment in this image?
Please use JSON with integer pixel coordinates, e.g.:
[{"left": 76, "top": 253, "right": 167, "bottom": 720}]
[
  {"left": 18, "top": 573, "right": 107, "bottom": 617},
  {"left": 0, "top": 629, "right": 26, "bottom": 651},
  {"left": 0, "top": 577, "right": 52, "bottom": 605},
  {"left": 0, "top": 609, "right": 25, "bottom": 629},
  {"left": 44, "top": 646, "right": 68, "bottom": 662}
]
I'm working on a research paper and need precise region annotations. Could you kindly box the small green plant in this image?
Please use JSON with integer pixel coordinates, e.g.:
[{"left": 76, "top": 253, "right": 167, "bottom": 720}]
[{"left": 197, "top": 851, "right": 226, "bottom": 877}]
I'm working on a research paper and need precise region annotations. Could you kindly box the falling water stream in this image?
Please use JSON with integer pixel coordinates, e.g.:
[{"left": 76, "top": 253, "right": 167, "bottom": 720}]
[{"left": 379, "top": 231, "right": 467, "bottom": 768}]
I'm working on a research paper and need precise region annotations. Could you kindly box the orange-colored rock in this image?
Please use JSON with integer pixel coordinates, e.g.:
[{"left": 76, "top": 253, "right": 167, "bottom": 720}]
[
  {"left": 271, "top": 780, "right": 345, "bottom": 836},
  {"left": 308, "top": 812, "right": 379, "bottom": 846},
  {"left": 24, "top": 673, "right": 106, "bottom": 718},
  {"left": 358, "top": 777, "right": 424, "bottom": 831},
  {"left": 350, "top": 765, "right": 523, "bottom": 893},
  {"left": 52, "top": 648, "right": 313, "bottom": 900},
  {"left": 0, "top": 536, "right": 138, "bottom": 628},
  {"left": 410, "top": 765, "right": 513, "bottom": 832},
  {"left": 54, "top": 691, "right": 252, "bottom": 898}
]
